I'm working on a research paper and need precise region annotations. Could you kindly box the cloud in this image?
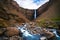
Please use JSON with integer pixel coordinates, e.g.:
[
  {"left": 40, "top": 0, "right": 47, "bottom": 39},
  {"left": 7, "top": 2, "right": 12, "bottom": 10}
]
[{"left": 14, "top": 0, "right": 49, "bottom": 10}]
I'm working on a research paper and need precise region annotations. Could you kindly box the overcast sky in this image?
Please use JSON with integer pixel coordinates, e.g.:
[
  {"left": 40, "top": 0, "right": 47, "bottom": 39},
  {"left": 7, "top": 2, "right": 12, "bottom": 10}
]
[{"left": 14, "top": 0, "right": 49, "bottom": 10}]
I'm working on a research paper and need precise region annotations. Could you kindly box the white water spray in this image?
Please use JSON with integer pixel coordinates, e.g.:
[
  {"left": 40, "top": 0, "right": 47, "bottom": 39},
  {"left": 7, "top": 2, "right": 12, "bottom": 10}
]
[
  {"left": 53, "top": 29, "right": 59, "bottom": 37},
  {"left": 17, "top": 25, "right": 33, "bottom": 37},
  {"left": 17, "top": 24, "right": 41, "bottom": 40}
]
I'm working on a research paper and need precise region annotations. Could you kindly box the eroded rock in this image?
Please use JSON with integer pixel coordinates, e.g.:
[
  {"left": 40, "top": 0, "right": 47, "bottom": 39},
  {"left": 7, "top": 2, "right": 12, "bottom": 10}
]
[{"left": 4, "top": 27, "right": 19, "bottom": 37}]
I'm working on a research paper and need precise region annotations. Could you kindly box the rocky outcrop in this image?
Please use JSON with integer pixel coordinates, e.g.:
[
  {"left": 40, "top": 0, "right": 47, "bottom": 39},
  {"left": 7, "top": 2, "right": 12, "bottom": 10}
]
[
  {"left": 36, "top": 0, "right": 60, "bottom": 21},
  {"left": 19, "top": 2, "right": 50, "bottom": 21},
  {"left": 0, "top": 0, "right": 30, "bottom": 28},
  {"left": 4, "top": 27, "right": 19, "bottom": 37}
]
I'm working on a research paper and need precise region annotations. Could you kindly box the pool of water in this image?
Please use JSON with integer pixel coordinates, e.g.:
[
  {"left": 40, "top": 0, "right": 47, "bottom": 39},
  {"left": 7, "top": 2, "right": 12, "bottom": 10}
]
[
  {"left": 23, "top": 34, "right": 40, "bottom": 40},
  {"left": 56, "top": 37, "right": 60, "bottom": 40}
]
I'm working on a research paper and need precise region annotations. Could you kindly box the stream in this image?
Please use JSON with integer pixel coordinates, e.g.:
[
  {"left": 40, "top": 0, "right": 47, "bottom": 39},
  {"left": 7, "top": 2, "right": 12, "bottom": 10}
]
[{"left": 17, "top": 24, "right": 60, "bottom": 40}]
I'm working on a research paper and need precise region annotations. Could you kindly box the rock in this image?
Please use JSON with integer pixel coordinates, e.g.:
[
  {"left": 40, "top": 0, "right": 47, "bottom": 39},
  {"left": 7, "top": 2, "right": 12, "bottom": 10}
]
[
  {"left": 0, "top": 37, "right": 3, "bottom": 40},
  {"left": 0, "top": 29, "right": 4, "bottom": 35},
  {"left": 2, "top": 36, "right": 9, "bottom": 40},
  {"left": 0, "top": 0, "right": 30, "bottom": 28},
  {"left": 36, "top": 18, "right": 58, "bottom": 29},
  {"left": 0, "top": 19, "right": 10, "bottom": 28},
  {"left": 10, "top": 36, "right": 23, "bottom": 40},
  {"left": 4, "top": 27, "right": 19, "bottom": 37},
  {"left": 57, "top": 30, "right": 60, "bottom": 36},
  {"left": 0, "top": 28, "right": 6, "bottom": 35},
  {"left": 0, "top": 36, "right": 23, "bottom": 40}
]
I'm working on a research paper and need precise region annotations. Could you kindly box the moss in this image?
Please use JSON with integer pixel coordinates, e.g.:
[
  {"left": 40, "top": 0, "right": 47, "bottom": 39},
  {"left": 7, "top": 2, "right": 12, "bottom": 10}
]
[
  {"left": 51, "top": 18, "right": 60, "bottom": 22},
  {"left": 36, "top": 18, "right": 59, "bottom": 29},
  {"left": 0, "top": 19, "right": 9, "bottom": 28}
]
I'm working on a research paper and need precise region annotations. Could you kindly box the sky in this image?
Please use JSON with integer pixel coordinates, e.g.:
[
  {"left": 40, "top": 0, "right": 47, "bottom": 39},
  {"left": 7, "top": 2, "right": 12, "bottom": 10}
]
[{"left": 14, "top": 0, "right": 49, "bottom": 10}]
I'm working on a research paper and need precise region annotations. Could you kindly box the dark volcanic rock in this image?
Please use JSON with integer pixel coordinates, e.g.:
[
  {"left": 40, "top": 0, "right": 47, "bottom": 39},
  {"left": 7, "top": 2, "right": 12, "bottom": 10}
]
[
  {"left": 0, "top": 28, "right": 6, "bottom": 35},
  {"left": 0, "top": 36, "right": 23, "bottom": 40},
  {"left": 9, "top": 36, "right": 23, "bottom": 40}
]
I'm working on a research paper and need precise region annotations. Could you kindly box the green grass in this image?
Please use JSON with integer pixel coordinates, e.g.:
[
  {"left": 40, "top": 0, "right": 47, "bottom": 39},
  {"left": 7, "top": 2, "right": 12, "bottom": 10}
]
[{"left": 51, "top": 18, "right": 60, "bottom": 22}]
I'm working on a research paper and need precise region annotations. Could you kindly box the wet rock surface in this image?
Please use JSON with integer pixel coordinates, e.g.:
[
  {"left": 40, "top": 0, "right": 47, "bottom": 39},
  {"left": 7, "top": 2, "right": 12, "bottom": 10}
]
[
  {"left": 21, "top": 23, "right": 55, "bottom": 38},
  {"left": 0, "top": 36, "right": 23, "bottom": 40},
  {"left": 0, "top": 27, "right": 22, "bottom": 40},
  {"left": 0, "top": 22, "right": 60, "bottom": 40}
]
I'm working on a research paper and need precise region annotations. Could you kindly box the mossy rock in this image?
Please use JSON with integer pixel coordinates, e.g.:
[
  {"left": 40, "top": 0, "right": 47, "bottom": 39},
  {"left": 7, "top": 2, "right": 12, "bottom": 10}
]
[
  {"left": 36, "top": 18, "right": 59, "bottom": 29},
  {"left": 0, "top": 29, "right": 4, "bottom": 35},
  {"left": 0, "top": 19, "right": 10, "bottom": 28},
  {"left": 0, "top": 28, "right": 6, "bottom": 35}
]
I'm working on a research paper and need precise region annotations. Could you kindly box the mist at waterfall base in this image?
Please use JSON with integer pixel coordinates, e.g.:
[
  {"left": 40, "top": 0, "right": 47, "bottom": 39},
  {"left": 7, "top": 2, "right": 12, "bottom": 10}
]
[{"left": 17, "top": 25, "right": 40, "bottom": 40}]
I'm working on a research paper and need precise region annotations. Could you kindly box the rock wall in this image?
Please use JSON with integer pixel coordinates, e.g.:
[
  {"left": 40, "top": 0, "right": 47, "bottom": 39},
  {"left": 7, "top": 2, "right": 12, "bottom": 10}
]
[
  {"left": 0, "top": 0, "right": 60, "bottom": 28},
  {"left": 36, "top": 0, "right": 60, "bottom": 22},
  {"left": 0, "top": 0, "right": 30, "bottom": 27}
]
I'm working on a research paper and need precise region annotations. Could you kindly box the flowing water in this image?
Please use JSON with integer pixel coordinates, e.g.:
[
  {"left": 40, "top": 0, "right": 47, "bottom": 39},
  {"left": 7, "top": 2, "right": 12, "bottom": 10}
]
[
  {"left": 52, "top": 29, "right": 59, "bottom": 37},
  {"left": 52, "top": 29, "right": 60, "bottom": 40},
  {"left": 17, "top": 24, "right": 40, "bottom": 40},
  {"left": 17, "top": 24, "right": 60, "bottom": 40}
]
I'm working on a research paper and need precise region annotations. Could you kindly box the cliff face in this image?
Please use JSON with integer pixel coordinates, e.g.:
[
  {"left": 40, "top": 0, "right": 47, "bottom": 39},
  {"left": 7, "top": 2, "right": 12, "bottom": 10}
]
[
  {"left": 0, "top": 0, "right": 50, "bottom": 22},
  {"left": 19, "top": 2, "right": 50, "bottom": 21},
  {"left": 0, "top": 0, "right": 30, "bottom": 27},
  {"left": 0, "top": 0, "right": 60, "bottom": 27},
  {"left": 19, "top": 8, "right": 34, "bottom": 21},
  {"left": 36, "top": 0, "right": 60, "bottom": 22}
]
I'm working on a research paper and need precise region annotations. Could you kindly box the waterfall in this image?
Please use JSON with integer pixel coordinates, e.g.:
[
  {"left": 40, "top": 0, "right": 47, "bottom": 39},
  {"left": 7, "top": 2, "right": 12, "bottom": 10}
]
[{"left": 34, "top": 9, "right": 37, "bottom": 19}]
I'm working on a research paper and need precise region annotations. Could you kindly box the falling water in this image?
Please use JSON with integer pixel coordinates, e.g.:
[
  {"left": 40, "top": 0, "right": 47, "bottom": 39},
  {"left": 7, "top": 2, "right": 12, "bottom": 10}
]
[{"left": 34, "top": 9, "right": 37, "bottom": 19}]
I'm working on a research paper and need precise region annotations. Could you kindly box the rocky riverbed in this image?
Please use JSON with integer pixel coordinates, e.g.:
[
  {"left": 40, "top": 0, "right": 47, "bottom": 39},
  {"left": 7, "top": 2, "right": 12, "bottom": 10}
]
[{"left": 0, "top": 22, "right": 60, "bottom": 40}]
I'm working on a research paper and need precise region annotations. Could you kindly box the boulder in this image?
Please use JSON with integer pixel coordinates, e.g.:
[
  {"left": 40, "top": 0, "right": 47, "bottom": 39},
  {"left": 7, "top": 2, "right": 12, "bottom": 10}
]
[
  {"left": 0, "top": 28, "right": 6, "bottom": 35},
  {"left": 4, "top": 27, "right": 19, "bottom": 37}
]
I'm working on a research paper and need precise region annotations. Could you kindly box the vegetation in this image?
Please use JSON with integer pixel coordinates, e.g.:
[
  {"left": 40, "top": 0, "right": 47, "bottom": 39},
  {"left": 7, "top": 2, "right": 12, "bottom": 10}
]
[{"left": 36, "top": 18, "right": 59, "bottom": 29}]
